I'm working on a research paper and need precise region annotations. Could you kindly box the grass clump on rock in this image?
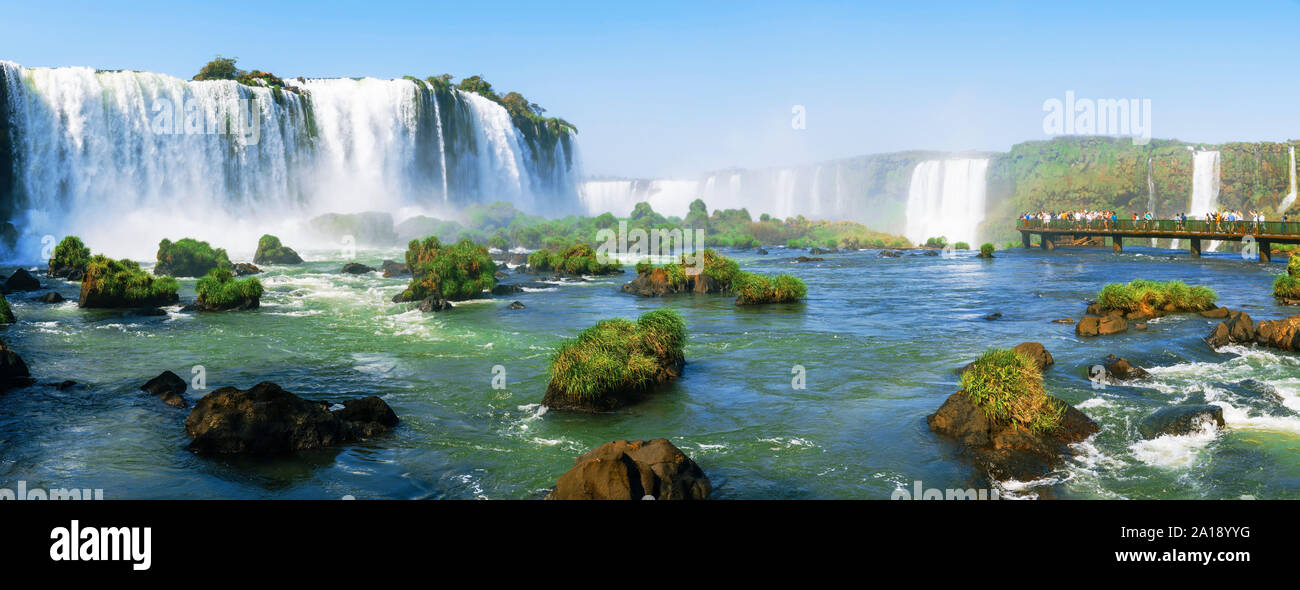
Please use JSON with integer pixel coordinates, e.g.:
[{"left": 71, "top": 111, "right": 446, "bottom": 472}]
[
  {"left": 527, "top": 243, "right": 621, "bottom": 275},
  {"left": 195, "top": 267, "right": 264, "bottom": 311},
  {"left": 979, "top": 243, "right": 995, "bottom": 258},
  {"left": 543, "top": 308, "right": 686, "bottom": 412},
  {"left": 734, "top": 273, "right": 807, "bottom": 305},
  {"left": 1097, "top": 279, "right": 1217, "bottom": 315},
  {"left": 1274, "top": 257, "right": 1300, "bottom": 303},
  {"left": 155, "top": 238, "right": 231, "bottom": 277},
  {"left": 959, "top": 348, "right": 1063, "bottom": 433},
  {"left": 48, "top": 236, "right": 91, "bottom": 277},
  {"left": 253, "top": 234, "right": 303, "bottom": 265},
  {"left": 0, "top": 296, "right": 13, "bottom": 323},
  {"left": 397, "top": 237, "right": 496, "bottom": 302},
  {"left": 80, "top": 255, "right": 180, "bottom": 308}
]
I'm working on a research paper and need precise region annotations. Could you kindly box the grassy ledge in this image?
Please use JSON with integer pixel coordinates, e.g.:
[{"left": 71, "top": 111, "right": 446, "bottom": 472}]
[
  {"left": 195, "top": 267, "right": 263, "bottom": 311},
  {"left": 1274, "top": 257, "right": 1300, "bottom": 302},
  {"left": 543, "top": 308, "right": 686, "bottom": 411},
  {"left": 628, "top": 249, "right": 807, "bottom": 305},
  {"left": 80, "top": 255, "right": 180, "bottom": 308},
  {"left": 1096, "top": 279, "right": 1217, "bottom": 315},
  {"left": 959, "top": 348, "right": 1063, "bottom": 433}
]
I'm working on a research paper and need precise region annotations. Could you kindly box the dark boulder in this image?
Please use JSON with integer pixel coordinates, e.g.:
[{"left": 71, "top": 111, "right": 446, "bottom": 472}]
[
  {"left": 4, "top": 268, "right": 40, "bottom": 291},
  {"left": 507, "top": 301, "right": 525, "bottom": 310},
  {"left": 341, "top": 262, "right": 375, "bottom": 275},
  {"left": 1076, "top": 314, "right": 1127, "bottom": 337},
  {"left": 232, "top": 262, "right": 262, "bottom": 276},
  {"left": 1012, "top": 342, "right": 1054, "bottom": 372},
  {"left": 756, "top": 248, "right": 769, "bottom": 255},
  {"left": 1103, "top": 354, "right": 1149, "bottom": 380},
  {"left": 1137, "top": 405, "right": 1225, "bottom": 439},
  {"left": 927, "top": 392, "right": 1098, "bottom": 482},
  {"left": 1199, "top": 306, "right": 1230, "bottom": 319},
  {"left": 0, "top": 341, "right": 35, "bottom": 392},
  {"left": 1052, "top": 318, "right": 1075, "bottom": 324},
  {"left": 793, "top": 256, "right": 824, "bottom": 263},
  {"left": 491, "top": 283, "right": 524, "bottom": 296},
  {"left": 546, "top": 439, "right": 711, "bottom": 500},
  {"left": 1206, "top": 310, "right": 1255, "bottom": 349},
  {"left": 35, "top": 291, "right": 64, "bottom": 304},
  {"left": 185, "top": 382, "right": 398, "bottom": 454},
  {"left": 142, "top": 370, "right": 188, "bottom": 408},
  {"left": 416, "top": 296, "right": 453, "bottom": 313},
  {"left": 380, "top": 259, "right": 409, "bottom": 277},
  {"left": 879, "top": 250, "right": 901, "bottom": 258},
  {"left": 983, "top": 312, "right": 1002, "bottom": 321}
]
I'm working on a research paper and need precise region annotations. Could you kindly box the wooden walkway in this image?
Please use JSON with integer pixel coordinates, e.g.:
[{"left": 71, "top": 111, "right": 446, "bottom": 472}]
[{"left": 1017, "top": 219, "right": 1300, "bottom": 261}]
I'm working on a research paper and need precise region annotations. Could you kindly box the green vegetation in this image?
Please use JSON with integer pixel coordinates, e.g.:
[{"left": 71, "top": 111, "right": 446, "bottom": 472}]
[
  {"left": 1274, "top": 256, "right": 1300, "bottom": 301},
  {"left": 0, "top": 296, "right": 13, "bottom": 323},
  {"left": 953, "top": 241, "right": 970, "bottom": 250},
  {"left": 195, "top": 267, "right": 263, "bottom": 310},
  {"left": 735, "top": 273, "right": 808, "bottom": 305},
  {"left": 192, "top": 56, "right": 298, "bottom": 94},
  {"left": 960, "top": 349, "right": 1063, "bottom": 433},
  {"left": 979, "top": 243, "right": 995, "bottom": 257},
  {"left": 81, "top": 255, "right": 180, "bottom": 308},
  {"left": 527, "top": 243, "right": 620, "bottom": 275},
  {"left": 253, "top": 234, "right": 302, "bottom": 265},
  {"left": 399, "top": 237, "right": 497, "bottom": 302},
  {"left": 1096, "top": 279, "right": 1217, "bottom": 314},
  {"left": 48, "top": 235, "right": 91, "bottom": 275},
  {"left": 155, "top": 238, "right": 231, "bottom": 277},
  {"left": 924, "top": 236, "right": 947, "bottom": 248},
  {"left": 547, "top": 308, "right": 686, "bottom": 401}
]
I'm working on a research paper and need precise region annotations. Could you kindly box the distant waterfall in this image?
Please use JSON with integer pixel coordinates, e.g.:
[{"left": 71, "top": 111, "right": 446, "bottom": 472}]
[
  {"left": 1148, "top": 158, "right": 1157, "bottom": 246},
  {"left": 578, "top": 179, "right": 699, "bottom": 217},
  {"left": 0, "top": 61, "right": 580, "bottom": 260},
  {"left": 1189, "top": 150, "right": 1221, "bottom": 216},
  {"left": 903, "top": 159, "right": 989, "bottom": 246},
  {"left": 1282, "top": 145, "right": 1297, "bottom": 212}
]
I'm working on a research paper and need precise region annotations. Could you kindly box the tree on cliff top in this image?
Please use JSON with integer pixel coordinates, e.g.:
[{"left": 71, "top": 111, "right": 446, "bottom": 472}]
[{"left": 193, "top": 56, "right": 243, "bottom": 81}]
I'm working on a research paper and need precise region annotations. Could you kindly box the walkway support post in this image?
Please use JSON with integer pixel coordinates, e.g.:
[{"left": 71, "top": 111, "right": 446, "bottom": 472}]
[
  {"left": 1112, "top": 235, "right": 1123, "bottom": 253},
  {"left": 1190, "top": 238, "right": 1202, "bottom": 258},
  {"left": 1021, "top": 231, "right": 1031, "bottom": 248},
  {"left": 1260, "top": 239, "right": 1272, "bottom": 263}
]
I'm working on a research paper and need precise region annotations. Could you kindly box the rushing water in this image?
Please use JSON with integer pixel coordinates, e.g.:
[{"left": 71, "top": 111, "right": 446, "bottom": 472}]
[
  {"left": 903, "top": 159, "right": 989, "bottom": 246},
  {"left": 2, "top": 244, "right": 1298, "bottom": 499}
]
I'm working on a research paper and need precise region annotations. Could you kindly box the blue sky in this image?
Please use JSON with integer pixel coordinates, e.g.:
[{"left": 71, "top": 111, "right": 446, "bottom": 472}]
[{"left": 2, "top": 0, "right": 1297, "bottom": 177}]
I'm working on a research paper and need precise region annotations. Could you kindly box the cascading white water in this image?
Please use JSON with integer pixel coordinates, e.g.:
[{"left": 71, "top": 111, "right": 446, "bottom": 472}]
[
  {"left": 0, "top": 61, "right": 580, "bottom": 261},
  {"left": 1281, "top": 145, "right": 1297, "bottom": 212},
  {"left": 1148, "top": 158, "right": 1157, "bottom": 246},
  {"left": 903, "top": 159, "right": 989, "bottom": 246},
  {"left": 1189, "top": 150, "right": 1222, "bottom": 251}
]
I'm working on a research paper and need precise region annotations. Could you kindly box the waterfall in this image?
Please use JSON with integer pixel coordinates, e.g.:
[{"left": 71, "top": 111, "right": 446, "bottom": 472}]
[
  {"left": 0, "top": 61, "right": 580, "bottom": 260},
  {"left": 809, "top": 165, "right": 823, "bottom": 218},
  {"left": 1189, "top": 150, "right": 1222, "bottom": 252},
  {"left": 1282, "top": 145, "right": 1297, "bottom": 212},
  {"left": 1148, "top": 158, "right": 1157, "bottom": 246},
  {"left": 903, "top": 159, "right": 989, "bottom": 246},
  {"left": 578, "top": 179, "right": 699, "bottom": 217}
]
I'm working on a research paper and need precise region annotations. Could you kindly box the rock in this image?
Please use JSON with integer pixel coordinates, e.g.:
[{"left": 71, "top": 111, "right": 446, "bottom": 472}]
[
  {"left": 793, "top": 256, "right": 824, "bottom": 263},
  {"left": 546, "top": 439, "right": 711, "bottom": 500},
  {"left": 1103, "top": 354, "right": 1149, "bottom": 380},
  {"left": 1135, "top": 323, "right": 1147, "bottom": 330},
  {"left": 252, "top": 235, "right": 303, "bottom": 265},
  {"left": 508, "top": 301, "right": 525, "bottom": 310},
  {"left": 1199, "top": 307, "right": 1230, "bottom": 319},
  {"left": 1137, "top": 405, "right": 1225, "bottom": 439},
  {"left": 232, "top": 262, "right": 262, "bottom": 276},
  {"left": 1012, "top": 342, "right": 1054, "bottom": 372},
  {"left": 493, "top": 271, "right": 509, "bottom": 280},
  {"left": 927, "top": 392, "right": 1098, "bottom": 482},
  {"left": 983, "top": 312, "right": 1002, "bottom": 321},
  {"left": 130, "top": 307, "right": 169, "bottom": 317},
  {"left": 141, "top": 370, "right": 187, "bottom": 407},
  {"left": 380, "top": 259, "right": 410, "bottom": 277},
  {"left": 1076, "top": 315, "right": 1127, "bottom": 337},
  {"left": 1206, "top": 310, "right": 1255, "bottom": 348},
  {"left": 4, "top": 268, "right": 40, "bottom": 291},
  {"left": 1252, "top": 314, "right": 1300, "bottom": 351},
  {"left": 923, "top": 250, "right": 939, "bottom": 256},
  {"left": 416, "top": 296, "right": 453, "bottom": 313},
  {"left": 341, "top": 262, "right": 375, "bottom": 275},
  {"left": 1085, "top": 302, "right": 1102, "bottom": 316},
  {"left": 185, "top": 382, "right": 398, "bottom": 454},
  {"left": 879, "top": 250, "right": 901, "bottom": 258},
  {"left": 1051, "top": 318, "right": 1075, "bottom": 324},
  {"left": 756, "top": 248, "right": 769, "bottom": 255},
  {"left": 51, "top": 380, "right": 78, "bottom": 390},
  {"left": 35, "top": 291, "right": 64, "bottom": 304},
  {"left": 0, "top": 341, "right": 35, "bottom": 392},
  {"left": 809, "top": 247, "right": 835, "bottom": 255},
  {"left": 491, "top": 283, "right": 524, "bottom": 296},
  {"left": 622, "top": 268, "right": 724, "bottom": 298}
]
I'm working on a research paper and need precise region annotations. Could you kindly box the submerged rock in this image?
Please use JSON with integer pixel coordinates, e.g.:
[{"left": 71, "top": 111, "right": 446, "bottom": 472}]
[
  {"left": 341, "top": 262, "right": 375, "bottom": 275},
  {"left": 547, "top": 439, "right": 711, "bottom": 500},
  {"left": 1103, "top": 354, "right": 1149, "bottom": 380},
  {"left": 232, "top": 262, "right": 262, "bottom": 276},
  {"left": 793, "top": 256, "right": 824, "bottom": 263},
  {"left": 0, "top": 340, "right": 35, "bottom": 392},
  {"left": 491, "top": 283, "right": 524, "bottom": 296},
  {"left": 927, "top": 392, "right": 1098, "bottom": 482},
  {"left": 35, "top": 291, "right": 64, "bottom": 304},
  {"left": 1199, "top": 306, "right": 1230, "bottom": 319},
  {"left": 141, "top": 370, "right": 188, "bottom": 408},
  {"left": 878, "top": 250, "right": 902, "bottom": 258},
  {"left": 507, "top": 301, "right": 525, "bottom": 310},
  {"left": 416, "top": 296, "right": 453, "bottom": 313},
  {"left": 380, "top": 259, "right": 409, "bottom": 277},
  {"left": 983, "top": 312, "right": 1002, "bottom": 321},
  {"left": 4, "top": 268, "right": 40, "bottom": 292},
  {"left": 1137, "top": 405, "right": 1225, "bottom": 439},
  {"left": 1205, "top": 310, "right": 1255, "bottom": 349},
  {"left": 185, "top": 382, "right": 398, "bottom": 454},
  {"left": 1076, "top": 314, "right": 1128, "bottom": 337},
  {"left": 756, "top": 248, "right": 769, "bottom": 255}
]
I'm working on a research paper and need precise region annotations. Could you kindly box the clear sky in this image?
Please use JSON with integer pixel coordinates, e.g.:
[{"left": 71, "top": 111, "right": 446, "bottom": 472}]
[{"left": 2, "top": 0, "right": 1297, "bottom": 178}]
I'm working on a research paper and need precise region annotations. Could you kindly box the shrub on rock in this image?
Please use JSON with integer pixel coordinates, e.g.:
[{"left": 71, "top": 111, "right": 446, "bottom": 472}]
[
  {"left": 79, "top": 255, "right": 180, "bottom": 308},
  {"left": 542, "top": 308, "right": 686, "bottom": 412},
  {"left": 547, "top": 439, "right": 711, "bottom": 500},
  {"left": 959, "top": 349, "right": 1063, "bottom": 433},
  {"left": 527, "top": 243, "right": 620, "bottom": 275},
  {"left": 253, "top": 234, "right": 303, "bottom": 265},
  {"left": 978, "top": 243, "right": 995, "bottom": 258},
  {"left": 48, "top": 236, "right": 91, "bottom": 278},
  {"left": 1096, "top": 279, "right": 1216, "bottom": 317},
  {"left": 0, "top": 296, "right": 12, "bottom": 324},
  {"left": 195, "top": 267, "right": 263, "bottom": 311},
  {"left": 734, "top": 273, "right": 807, "bottom": 305},
  {"left": 395, "top": 237, "right": 496, "bottom": 302},
  {"left": 155, "top": 238, "right": 231, "bottom": 277}
]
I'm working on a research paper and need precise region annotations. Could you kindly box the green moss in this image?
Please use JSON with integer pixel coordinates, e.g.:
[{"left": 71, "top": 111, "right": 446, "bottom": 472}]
[
  {"left": 195, "top": 267, "right": 263, "bottom": 310},
  {"left": 547, "top": 308, "right": 686, "bottom": 401},
  {"left": 155, "top": 238, "right": 231, "bottom": 278},
  {"left": 0, "top": 296, "right": 13, "bottom": 323},
  {"left": 81, "top": 255, "right": 180, "bottom": 308},
  {"left": 1097, "top": 279, "right": 1217, "bottom": 313},
  {"left": 953, "top": 242, "right": 970, "bottom": 250},
  {"left": 48, "top": 235, "right": 91, "bottom": 275},
  {"left": 400, "top": 237, "right": 497, "bottom": 301},
  {"left": 960, "top": 349, "right": 1063, "bottom": 433},
  {"left": 1274, "top": 274, "right": 1300, "bottom": 300},
  {"left": 979, "top": 243, "right": 995, "bottom": 257},
  {"left": 253, "top": 234, "right": 302, "bottom": 265}
]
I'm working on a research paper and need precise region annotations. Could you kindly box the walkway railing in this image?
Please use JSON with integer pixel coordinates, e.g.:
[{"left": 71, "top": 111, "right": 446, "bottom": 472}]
[{"left": 1017, "top": 218, "right": 1300, "bottom": 236}]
